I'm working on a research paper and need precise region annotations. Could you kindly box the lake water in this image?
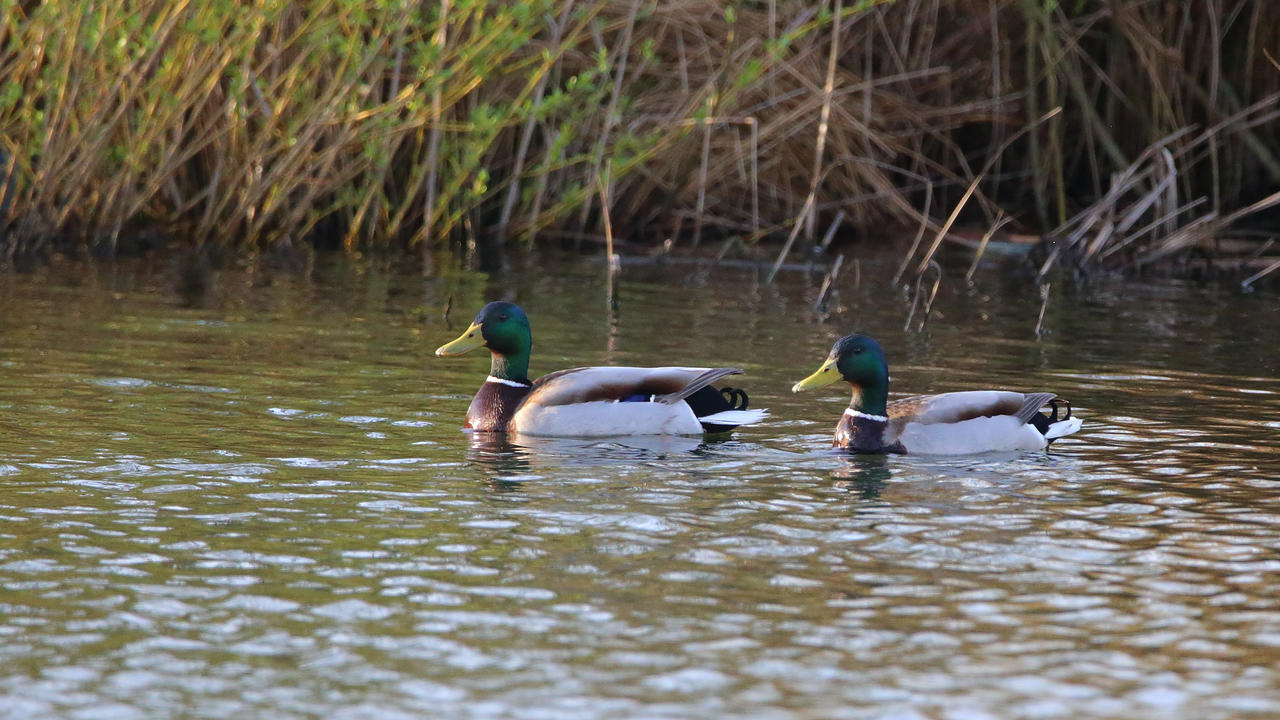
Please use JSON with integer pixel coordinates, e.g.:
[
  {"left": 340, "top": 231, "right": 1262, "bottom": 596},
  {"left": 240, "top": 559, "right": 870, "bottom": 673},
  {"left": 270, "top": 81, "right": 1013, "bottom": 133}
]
[{"left": 1, "top": 249, "right": 1278, "bottom": 719}]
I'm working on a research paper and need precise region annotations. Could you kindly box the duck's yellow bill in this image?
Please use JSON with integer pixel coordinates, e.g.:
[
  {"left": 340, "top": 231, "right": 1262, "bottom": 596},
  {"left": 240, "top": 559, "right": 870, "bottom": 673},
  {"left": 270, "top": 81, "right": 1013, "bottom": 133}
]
[
  {"left": 792, "top": 358, "right": 840, "bottom": 392},
  {"left": 435, "top": 322, "right": 484, "bottom": 356}
]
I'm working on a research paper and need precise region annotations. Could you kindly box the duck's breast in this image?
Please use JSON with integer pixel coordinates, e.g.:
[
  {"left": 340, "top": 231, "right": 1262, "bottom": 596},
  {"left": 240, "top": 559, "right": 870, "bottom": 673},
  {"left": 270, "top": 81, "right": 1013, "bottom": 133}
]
[{"left": 464, "top": 381, "right": 532, "bottom": 431}]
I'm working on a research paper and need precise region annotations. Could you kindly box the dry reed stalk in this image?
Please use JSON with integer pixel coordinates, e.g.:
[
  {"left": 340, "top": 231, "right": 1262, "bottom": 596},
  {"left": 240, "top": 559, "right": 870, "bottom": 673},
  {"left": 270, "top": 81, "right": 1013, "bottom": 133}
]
[
  {"left": 1035, "top": 76, "right": 1280, "bottom": 283},
  {"left": 911, "top": 107, "right": 1062, "bottom": 279},
  {"left": 766, "top": 0, "right": 842, "bottom": 282},
  {"left": 577, "top": 0, "right": 643, "bottom": 234},
  {"left": 748, "top": 117, "right": 760, "bottom": 235},
  {"left": 904, "top": 260, "right": 942, "bottom": 333},
  {"left": 0, "top": 0, "right": 1276, "bottom": 290},
  {"left": 965, "top": 212, "right": 1010, "bottom": 283},
  {"left": 807, "top": 0, "right": 842, "bottom": 244},
  {"left": 814, "top": 252, "right": 844, "bottom": 311},
  {"left": 1137, "top": 189, "right": 1280, "bottom": 266},
  {"left": 887, "top": 162, "right": 936, "bottom": 286},
  {"left": 1034, "top": 282, "right": 1051, "bottom": 337},
  {"left": 817, "top": 209, "right": 845, "bottom": 255},
  {"left": 599, "top": 161, "right": 617, "bottom": 307},
  {"left": 498, "top": 1, "right": 577, "bottom": 239},
  {"left": 1241, "top": 257, "right": 1280, "bottom": 291},
  {"left": 692, "top": 114, "right": 712, "bottom": 247}
]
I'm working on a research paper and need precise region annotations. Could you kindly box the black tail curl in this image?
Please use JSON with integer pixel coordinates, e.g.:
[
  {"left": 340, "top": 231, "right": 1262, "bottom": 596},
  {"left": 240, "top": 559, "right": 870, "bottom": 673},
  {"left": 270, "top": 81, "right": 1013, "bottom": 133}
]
[
  {"left": 684, "top": 385, "right": 753, "bottom": 433},
  {"left": 720, "top": 386, "right": 750, "bottom": 411},
  {"left": 1028, "top": 397, "right": 1072, "bottom": 436}
]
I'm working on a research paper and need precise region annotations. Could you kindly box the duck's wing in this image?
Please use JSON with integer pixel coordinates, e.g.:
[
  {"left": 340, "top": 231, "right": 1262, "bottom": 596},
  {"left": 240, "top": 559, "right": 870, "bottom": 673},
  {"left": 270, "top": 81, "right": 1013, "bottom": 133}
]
[
  {"left": 512, "top": 366, "right": 757, "bottom": 437},
  {"left": 884, "top": 391, "right": 1054, "bottom": 444},
  {"left": 524, "top": 366, "right": 744, "bottom": 407}
]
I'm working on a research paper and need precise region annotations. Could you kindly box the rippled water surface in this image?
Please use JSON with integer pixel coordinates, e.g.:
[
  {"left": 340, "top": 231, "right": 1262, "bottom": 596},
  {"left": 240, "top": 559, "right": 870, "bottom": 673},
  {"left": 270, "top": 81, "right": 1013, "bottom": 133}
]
[{"left": 1, "top": 251, "right": 1278, "bottom": 719}]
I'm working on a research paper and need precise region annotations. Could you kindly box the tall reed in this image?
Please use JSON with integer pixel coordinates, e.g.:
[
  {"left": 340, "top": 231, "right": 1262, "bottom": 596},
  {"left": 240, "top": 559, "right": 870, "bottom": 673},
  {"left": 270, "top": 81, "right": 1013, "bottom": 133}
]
[{"left": 0, "top": 0, "right": 1276, "bottom": 281}]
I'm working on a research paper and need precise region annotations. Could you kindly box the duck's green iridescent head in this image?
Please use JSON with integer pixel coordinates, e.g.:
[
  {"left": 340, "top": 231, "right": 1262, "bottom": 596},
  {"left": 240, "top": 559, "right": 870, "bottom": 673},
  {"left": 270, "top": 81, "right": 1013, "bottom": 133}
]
[
  {"left": 791, "top": 334, "right": 889, "bottom": 392},
  {"left": 435, "top": 301, "right": 532, "bottom": 379}
]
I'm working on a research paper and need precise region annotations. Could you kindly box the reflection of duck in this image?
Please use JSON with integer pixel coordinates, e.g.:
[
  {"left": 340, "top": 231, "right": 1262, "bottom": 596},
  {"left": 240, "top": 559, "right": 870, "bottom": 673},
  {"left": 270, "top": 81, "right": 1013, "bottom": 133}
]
[
  {"left": 466, "top": 430, "right": 708, "bottom": 483},
  {"left": 466, "top": 432, "right": 535, "bottom": 479},
  {"left": 511, "top": 433, "right": 707, "bottom": 460},
  {"left": 793, "top": 334, "right": 1082, "bottom": 454},
  {"left": 831, "top": 455, "right": 892, "bottom": 499},
  {"left": 437, "top": 302, "right": 767, "bottom": 437}
]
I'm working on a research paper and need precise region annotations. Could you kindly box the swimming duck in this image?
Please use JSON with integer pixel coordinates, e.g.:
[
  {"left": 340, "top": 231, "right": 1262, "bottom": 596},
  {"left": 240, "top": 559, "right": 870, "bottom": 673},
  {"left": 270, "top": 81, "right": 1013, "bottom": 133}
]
[
  {"left": 436, "top": 302, "right": 767, "bottom": 436},
  {"left": 792, "top": 334, "right": 1082, "bottom": 454}
]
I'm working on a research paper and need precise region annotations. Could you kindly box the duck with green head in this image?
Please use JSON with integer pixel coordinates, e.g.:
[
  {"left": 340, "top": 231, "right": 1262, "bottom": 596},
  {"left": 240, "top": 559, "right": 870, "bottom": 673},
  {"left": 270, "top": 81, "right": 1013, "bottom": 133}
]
[
  {"left": 793, "top": 333, "right": 1081, "bottom": 454},
  {"left": 436, "top": 301, "right": 768, "bottom": 436}
]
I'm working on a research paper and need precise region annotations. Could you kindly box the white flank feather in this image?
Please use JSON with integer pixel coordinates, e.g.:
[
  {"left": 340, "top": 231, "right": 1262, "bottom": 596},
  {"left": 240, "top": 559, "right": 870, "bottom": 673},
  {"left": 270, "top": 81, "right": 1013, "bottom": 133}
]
[
  {"left": 527, "top": 366, "right": 733, "bottom": 407},
  {"left": 511, "top": 400, "right": 704, "bottom": 437},
  {"left": 898, "top": 415, "right": 1049, "bottom": 455},
  {"left": 697, "top": 409, "right": 769, "bottom": 426},
  {"left": 1045, "top": 416, "right": 1083, "bottom": 440}
]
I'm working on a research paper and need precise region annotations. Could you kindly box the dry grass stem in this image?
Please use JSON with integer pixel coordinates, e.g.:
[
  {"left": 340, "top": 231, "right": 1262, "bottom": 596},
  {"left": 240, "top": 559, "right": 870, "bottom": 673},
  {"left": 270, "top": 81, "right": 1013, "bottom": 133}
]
[{"left": 0, "top": 0, "right": 1273, "bottom": 290}]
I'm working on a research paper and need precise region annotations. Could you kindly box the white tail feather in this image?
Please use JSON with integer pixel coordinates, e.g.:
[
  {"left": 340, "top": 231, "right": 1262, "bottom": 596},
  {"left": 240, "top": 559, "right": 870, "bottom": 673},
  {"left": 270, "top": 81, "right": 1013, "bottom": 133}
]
[
  {"left": 1045, "top": 416, "right": 1083, "bottom": 440},
  {"left": 697, "top": 409, "right": 768, "bottom": 426}
]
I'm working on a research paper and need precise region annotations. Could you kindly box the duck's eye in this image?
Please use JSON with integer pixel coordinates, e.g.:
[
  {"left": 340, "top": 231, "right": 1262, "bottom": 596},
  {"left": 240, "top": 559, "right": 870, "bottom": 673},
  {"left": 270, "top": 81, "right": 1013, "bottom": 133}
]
[
  {"left": 498, "top": 314, "right": 508, "bottom": 321},
  {"left": 851, "top": 347, "right": 863, "bottom": 355}
]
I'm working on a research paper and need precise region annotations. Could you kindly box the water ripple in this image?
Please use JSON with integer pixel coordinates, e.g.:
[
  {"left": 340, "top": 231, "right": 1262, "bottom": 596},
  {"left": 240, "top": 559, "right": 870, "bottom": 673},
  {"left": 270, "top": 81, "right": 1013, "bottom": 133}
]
[{"left": 2, "top": 258, "right": 1278, "bottom": 718}]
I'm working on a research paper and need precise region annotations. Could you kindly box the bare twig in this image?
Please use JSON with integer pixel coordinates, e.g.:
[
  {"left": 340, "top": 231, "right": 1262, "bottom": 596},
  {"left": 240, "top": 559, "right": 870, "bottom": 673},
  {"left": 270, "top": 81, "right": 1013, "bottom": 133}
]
[
  {"left": 814, "top": 253, "right": 844, "bottom": 311},
  {"left": 499, "top": 1, "right": 576, "bottom": 239},
  {"left": 770, "top": 0, "right": 842, "bottom": 280},
  {"left": 577, "top": 0, "right": 642, "bottom": 233},
  {"left": 818, "top": 209, "right": 845, "bottom": 254},
  {"left": 692, "top": 114, "right": 713, "bottom": 247},
  {"left": 1241, "top": 258, "right": 1280, "bottom": 291},
  {"left": 421, "top": 0, "right": 451, "bottom": 259},
  {"left": 904, "top": 260, "right": 942, "bottom": 333},
  {"left": 965, "top": 213, "right": 1012, "bottom": 282},
  {"left": 1034, "top": 282, "right": 1051, "bottom": 338},
  {"left": 599, "top": 161, "right": 618, "bottom": 308},
  {"left": 913, "top": 108, "right": 1063, "bottom": 278}
]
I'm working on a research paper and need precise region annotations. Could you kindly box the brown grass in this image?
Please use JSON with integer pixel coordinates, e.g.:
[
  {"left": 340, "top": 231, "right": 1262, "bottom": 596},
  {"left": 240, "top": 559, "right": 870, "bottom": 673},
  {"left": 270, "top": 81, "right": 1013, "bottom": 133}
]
[{"left": 0, "top": 0, "right": 1276, "bottom": 286}]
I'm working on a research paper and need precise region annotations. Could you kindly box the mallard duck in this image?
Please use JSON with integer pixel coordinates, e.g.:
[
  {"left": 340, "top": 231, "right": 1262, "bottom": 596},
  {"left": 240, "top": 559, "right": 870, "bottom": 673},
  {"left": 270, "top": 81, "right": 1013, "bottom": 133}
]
[
  {"left": 435, "top": 302, "right": 767, "bottom": 436},
  {"left": 792, "top": 334, "right": 1082, "bottom": 454}
]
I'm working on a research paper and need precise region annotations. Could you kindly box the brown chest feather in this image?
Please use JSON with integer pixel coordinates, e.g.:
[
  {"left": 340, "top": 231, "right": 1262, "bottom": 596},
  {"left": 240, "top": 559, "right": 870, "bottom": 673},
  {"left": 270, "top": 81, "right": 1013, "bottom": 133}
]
[
  {"left": 464, "top": 382, "right": 531, "bottom": 432},
  {"left": 834, "top": 413, "right": 903, "bottom": 454}
]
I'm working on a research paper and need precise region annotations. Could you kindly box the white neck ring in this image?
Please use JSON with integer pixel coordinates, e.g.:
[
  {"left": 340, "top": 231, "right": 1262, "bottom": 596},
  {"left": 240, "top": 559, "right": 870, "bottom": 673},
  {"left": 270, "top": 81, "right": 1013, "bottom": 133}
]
[
  {"left": 844, "top": 408, "right": 888, "bottom": 423},
  {"left": 486, "top": 375, "right": 530, "bottom": 388}
]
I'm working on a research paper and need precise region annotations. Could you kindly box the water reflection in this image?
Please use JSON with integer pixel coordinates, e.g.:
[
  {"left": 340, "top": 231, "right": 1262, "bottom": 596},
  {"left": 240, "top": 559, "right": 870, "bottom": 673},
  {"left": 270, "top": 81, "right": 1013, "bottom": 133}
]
[
  {"left": 831, "top": 455, "right": 892, "bottom": 500},
  {"left": 465, "top": 432, "right": 536, "bottom": 481},
  {"left": 466, "top": 430, "right": 710, "bottom": 480},
  {"left": 1, "top": 252, "right": 1278, "bottom": 719}
]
